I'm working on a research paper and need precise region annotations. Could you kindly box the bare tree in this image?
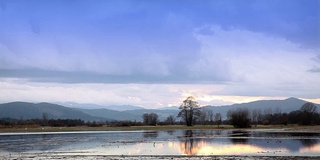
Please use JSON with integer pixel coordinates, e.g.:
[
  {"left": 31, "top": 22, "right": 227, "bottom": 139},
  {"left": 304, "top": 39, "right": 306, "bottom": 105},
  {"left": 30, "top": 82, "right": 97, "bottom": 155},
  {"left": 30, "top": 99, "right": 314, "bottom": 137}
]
[
  {"left": 207, "top": 110, "right": 214, "bottom": 122},
  {"left": 178, "top": 96, "right": 201, "bottom": 126},
  {"left": 200, "top": 108, "right": 214, "bottom": 124},
  {"left": 214, "top": 113, "right": 222, "bottom": 128},
  {"left": 227, "top": 110, "right": 232, "bottom": 121},
  {"left": 42, "top": 112, "right": 49, "bottom": 126},
  {"left": 300, "top": 102, "right": 317, "bottom": 114},
  {"left": 263, "top": 107, "right": 273, "bottom": 125},
  {"left": 199, "top": 108, "right": 209, "bottom": 124},
  {"left": 228, "top": 108, "right": 251, "bottom": 128},
  {"left": 300, "top": 102, "right": 318, "bottom": 125},
  {"left": 142, "top": 113, "right": 149, "bottom": 125},
  {"left": 165, "top": 115, "right": 176, "bottom": 125},
  {"left": 149, "top": 113, "right": 158, "bottom": 125},
  {"left": 142, "top": 113, "right": 159, "bottom": 126},
  {"left": 257, "top": 109, "right": 263, "bottom": 124},
  {"left": 252, "top": 109, "right": 258, "bottom": 127}
]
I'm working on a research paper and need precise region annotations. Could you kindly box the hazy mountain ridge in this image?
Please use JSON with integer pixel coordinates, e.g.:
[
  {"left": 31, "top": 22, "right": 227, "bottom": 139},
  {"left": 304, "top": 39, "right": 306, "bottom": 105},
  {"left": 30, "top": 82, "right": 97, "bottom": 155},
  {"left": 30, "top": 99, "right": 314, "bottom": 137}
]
[
  {"left": 203, "top": 97, "right": 320, "bottom": 118},
  {"left": 158, "top": 106, "right": 179, "bottom": 110},
  {"left": 0, "top": 98, "right": 318, "bottom": 122},
  {"left": 75, "top": 108, "right": 179, "bottom": 121},
  {"left": 57, "top": 102, "right": 145, "bottom": 111},
  {"left": 0, "top": 102, "right": 106, "bottom": 121},
  {"left": 75, "top": 108, "right": 139, "bottom": 121}
]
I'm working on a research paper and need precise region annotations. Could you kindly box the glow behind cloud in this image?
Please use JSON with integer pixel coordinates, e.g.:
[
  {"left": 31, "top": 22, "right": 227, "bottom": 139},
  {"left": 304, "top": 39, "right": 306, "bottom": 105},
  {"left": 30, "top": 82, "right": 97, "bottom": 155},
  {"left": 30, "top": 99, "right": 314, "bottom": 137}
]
[{"left": 0, "top": 0, "right": 319, "bottom": 108}]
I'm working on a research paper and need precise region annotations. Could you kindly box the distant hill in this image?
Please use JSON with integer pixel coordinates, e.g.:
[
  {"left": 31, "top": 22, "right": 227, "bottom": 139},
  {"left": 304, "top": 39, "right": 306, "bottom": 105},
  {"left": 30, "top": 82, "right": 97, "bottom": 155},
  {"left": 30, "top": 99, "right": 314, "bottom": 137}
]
[
  {"left": 75, "top": 108, "right": 139, "bottom": 121},
  {"left": 76, "top": 108, "right": 179, "bottom": 121},
  {"left": 0, "top": 102, "right": 106, "bottom": 121},
  {"left": 203, "top": 97, "right": 320, "bottom": 119},
  {"left": 0, "top": 102, "right": 178, "bottom": 122},
  {"left": 0, "top": 98, "right": 318, "bottom": 122},
  {"left": 58, "top": 102, "right": 145, "bottom": 111},
  {"left": 158, "top": 106, "right": 179, "bottom": 110}
]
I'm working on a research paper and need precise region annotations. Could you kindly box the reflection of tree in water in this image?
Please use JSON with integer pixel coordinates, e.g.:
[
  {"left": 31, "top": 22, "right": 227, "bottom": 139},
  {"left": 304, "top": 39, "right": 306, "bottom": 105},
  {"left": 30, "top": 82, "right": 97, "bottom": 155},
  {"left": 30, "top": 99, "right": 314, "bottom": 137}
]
[
  {"left": 215, "top": 130, "right": 222, "bottom": 136},
  {"left": 299, "top": 139, "right": 319, "bottom": 147},
  {"left": 293, "top": 132, "right": 320, "bottom": 148},
  {"left": 229, "top": 130, "right": 249, "bottom": 144},
  {"left": 185, "top": 129, "right": 193, "bottom": 137},
  {"left": 272, "top": 132, "right": 319, "bottom": 148},
  {"left": 166, "top": 130, "right": 175, "bottom": 136},
  {"left": 178, "top": 130, "right": 206, "bottom": 155},
  {"left": 259, "top": 132, "right": 320, "bottom": 149},
  {"left": 143, "top": 131, "right": 158, "bottom": 138}
]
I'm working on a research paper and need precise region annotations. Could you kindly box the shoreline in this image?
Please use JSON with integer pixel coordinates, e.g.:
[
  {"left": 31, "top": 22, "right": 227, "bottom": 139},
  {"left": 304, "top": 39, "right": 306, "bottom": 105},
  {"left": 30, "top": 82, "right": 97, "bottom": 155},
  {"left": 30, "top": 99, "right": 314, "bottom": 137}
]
[
  {"left": 2, "top": 154, "right": 320, "bottom": 160},
  {"left": 1, "top": 125, "right": 320, "bottom": 133}
]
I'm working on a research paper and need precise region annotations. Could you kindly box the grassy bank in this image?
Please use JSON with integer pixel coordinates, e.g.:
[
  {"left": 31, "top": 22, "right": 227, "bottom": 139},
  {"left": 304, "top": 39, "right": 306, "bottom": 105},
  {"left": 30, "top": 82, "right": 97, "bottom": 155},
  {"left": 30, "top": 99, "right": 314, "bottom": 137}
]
[{"left": 1, "top": 124, "right": 320, "bottom": 133}]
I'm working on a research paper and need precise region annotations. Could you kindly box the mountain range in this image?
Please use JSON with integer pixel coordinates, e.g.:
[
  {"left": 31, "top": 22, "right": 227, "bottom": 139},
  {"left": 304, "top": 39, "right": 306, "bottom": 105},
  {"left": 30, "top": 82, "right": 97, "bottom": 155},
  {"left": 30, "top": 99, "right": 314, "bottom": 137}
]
[
  {"left": 0, "top": 102, "right": 105, "bottom": 121},
  {"left": 203, "top": 97, "right": 319, "bottom": 118},
  {"left": 0, "top": 98, "right": 319, "bottom": 122},
  {"left": 57, "top": 102, "right": 145, "bottom": 111}
]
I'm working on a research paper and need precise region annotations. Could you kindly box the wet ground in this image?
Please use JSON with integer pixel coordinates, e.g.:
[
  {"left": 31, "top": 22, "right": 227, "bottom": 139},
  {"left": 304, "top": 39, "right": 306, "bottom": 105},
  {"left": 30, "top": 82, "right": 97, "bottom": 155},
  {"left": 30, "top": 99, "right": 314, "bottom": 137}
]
[{"left": 0, "top": 129, "right": 319, "bottom": 159}]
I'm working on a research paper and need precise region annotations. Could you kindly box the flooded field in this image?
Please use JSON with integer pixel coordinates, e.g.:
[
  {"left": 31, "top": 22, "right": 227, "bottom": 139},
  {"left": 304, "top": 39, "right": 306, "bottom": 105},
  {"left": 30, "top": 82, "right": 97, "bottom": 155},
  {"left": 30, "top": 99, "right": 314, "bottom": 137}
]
[{"left": 0, "top": 130, "right": 319, "bottom": 158}]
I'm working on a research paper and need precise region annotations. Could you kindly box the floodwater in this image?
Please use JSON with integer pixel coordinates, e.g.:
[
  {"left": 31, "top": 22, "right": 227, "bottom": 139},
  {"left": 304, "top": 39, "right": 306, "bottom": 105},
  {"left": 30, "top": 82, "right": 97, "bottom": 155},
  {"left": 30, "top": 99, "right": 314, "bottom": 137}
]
[{"left": 0, "top": 130, "right": 319, "bottom": 157}]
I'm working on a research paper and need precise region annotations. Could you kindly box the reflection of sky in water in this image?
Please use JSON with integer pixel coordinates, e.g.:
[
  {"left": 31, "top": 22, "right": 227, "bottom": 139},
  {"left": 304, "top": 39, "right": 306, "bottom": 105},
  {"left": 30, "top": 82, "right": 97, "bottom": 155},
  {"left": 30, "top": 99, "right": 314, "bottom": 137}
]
[
  {"left": 300, "top": 144, "right": 320, "bottom": 153},
  {"left": 0, "top": 130, "right": 319, "bottom": 156}
]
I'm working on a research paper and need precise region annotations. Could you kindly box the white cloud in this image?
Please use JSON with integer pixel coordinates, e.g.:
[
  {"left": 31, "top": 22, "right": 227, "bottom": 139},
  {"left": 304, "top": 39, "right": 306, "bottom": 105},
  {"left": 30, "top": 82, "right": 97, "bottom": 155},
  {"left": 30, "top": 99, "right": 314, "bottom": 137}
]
[
  {"left": 193, "top": 25, "right": 320, "bottom": 98},
  {"left": 0, "top": 79, "right": 228, "bottom": 108},
  {"left": 1, "top": 77, "right": 320, "bottom": 108},
  {"left": 1, "top": 24, "right": 319, "bottom": 107}
]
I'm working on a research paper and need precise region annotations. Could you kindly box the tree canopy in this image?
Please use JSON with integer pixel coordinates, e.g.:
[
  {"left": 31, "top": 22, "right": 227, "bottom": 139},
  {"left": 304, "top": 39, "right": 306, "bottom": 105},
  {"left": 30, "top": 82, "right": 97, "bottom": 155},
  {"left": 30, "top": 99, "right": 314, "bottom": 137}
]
[
  {"left": 227, "top": 108, "right": 251, "bottom": 128},
  {"left": 178, "top": 96, "right": 201, "bottom": 126},
  {"left": 300, "top": 102, "right": 318, "bottom": 125}
]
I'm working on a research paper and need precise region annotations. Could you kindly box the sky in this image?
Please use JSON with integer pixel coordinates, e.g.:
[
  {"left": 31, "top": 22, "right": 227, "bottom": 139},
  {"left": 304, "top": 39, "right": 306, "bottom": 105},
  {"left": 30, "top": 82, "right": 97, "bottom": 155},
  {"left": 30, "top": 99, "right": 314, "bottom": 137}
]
[{"left": 0, "top": 0, "right": 319, "bottom": 108}]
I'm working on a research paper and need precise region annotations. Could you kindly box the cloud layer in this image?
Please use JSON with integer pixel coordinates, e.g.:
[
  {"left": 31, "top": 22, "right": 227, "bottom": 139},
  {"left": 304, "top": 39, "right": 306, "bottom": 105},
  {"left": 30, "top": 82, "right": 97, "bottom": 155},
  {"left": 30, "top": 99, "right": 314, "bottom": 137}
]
[{"left": 0, "top": 0, "right": 319, "bottom": 107}]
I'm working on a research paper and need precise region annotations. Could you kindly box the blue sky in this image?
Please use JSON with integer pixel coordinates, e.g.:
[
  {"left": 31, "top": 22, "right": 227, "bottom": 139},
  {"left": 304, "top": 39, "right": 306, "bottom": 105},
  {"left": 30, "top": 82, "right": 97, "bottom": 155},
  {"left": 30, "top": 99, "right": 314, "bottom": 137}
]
[{"left": 0, "top": 0, "right": 319, "bottom": 108}]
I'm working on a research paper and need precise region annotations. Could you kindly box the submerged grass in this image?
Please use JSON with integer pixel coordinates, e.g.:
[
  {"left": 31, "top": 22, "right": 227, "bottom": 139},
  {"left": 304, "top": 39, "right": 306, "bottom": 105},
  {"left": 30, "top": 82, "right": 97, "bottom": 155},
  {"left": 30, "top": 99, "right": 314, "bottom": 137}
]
[{"left": 0, "top": 124, "right": 319, "bottom": 133}]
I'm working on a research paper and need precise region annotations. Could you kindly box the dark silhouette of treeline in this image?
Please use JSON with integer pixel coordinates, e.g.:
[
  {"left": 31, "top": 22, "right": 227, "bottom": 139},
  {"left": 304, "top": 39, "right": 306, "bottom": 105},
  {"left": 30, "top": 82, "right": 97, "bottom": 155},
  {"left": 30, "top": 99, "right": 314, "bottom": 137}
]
[
  {"left": 0, "top": 116, "right": 182, "bottom": 128},
  {"left": 0, "top": 102, "right": 319, "bottom": 128},
  {"left": 227, "top": 102, "right": 320, "bottom": 128},
  {"left": 0, "top": 118, "right": 86, "bottom": 127},
  {"left": 108, "top": 102, "right": 320, "bottom": 127}
]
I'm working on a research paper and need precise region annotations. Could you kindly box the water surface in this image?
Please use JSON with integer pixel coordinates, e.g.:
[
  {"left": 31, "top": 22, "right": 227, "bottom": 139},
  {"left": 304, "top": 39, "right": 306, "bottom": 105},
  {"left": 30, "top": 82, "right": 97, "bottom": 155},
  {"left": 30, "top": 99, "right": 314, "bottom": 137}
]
[{"left": 0, "top": 130, "right": 319, "bottom": 156}]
